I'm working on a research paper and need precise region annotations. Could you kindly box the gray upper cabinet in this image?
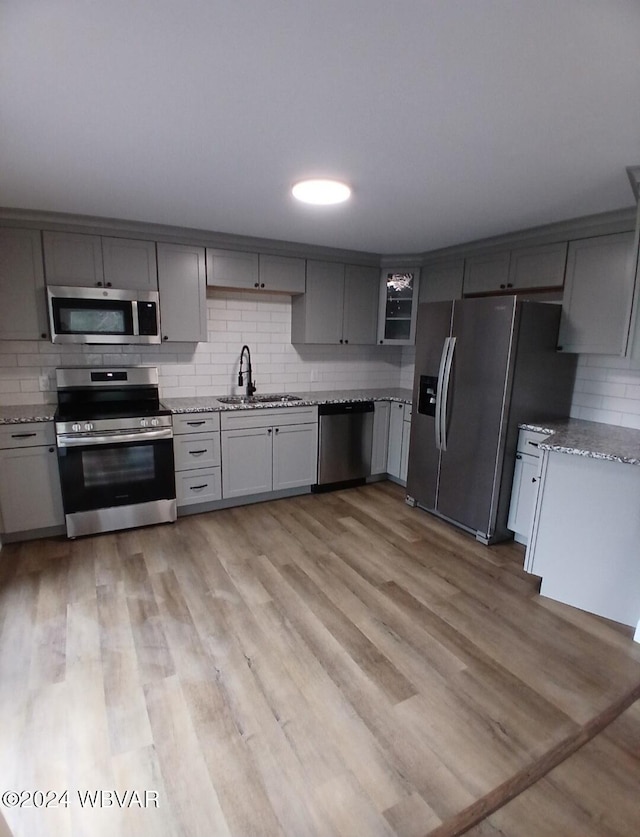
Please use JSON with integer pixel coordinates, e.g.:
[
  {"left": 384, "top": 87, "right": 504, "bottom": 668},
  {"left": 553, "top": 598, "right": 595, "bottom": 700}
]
[
  {"left": 258, "top": 255, "right": 305, "bottom": 293},
  {"left": 0, "top": 228, "right": 48, "bottom": 340},
  {"left": 206, "top": 248, "right": 259, "bottom": 289},
  {"left": 420, "top": 259, "right": 464, "bottom": 302},
  {"left": 464, "top": 242, "right": 567, "bottom": 296},
  {"left": 342, "top": 264, "right": 380, "bottom": 344},
  {"left": 101, "top": 236, "right": 158, "bottom": 290},
  {"left": 157, "top": 243, "right": 208, "bottom": 342},
  {"left": 206, "top": 249, "right": 305, "bottom": 293},
  {"left": 558, "top": 231, "right": 635, "bottom": 355},
  {"left": 291, "top": 260, "right": 378, "bottom": 345},
  {"left": 43, "top": 231, "right": 104, "bottom": 287},
  {"left": 377, "top": 267, "right": 420, "bottom": 345},
  {"left": 507, "top": 242, "right": 567, "bottom": 290},
  {"left": 463, "top": 252, "right": 510, "bottom": 295},
  {"left": 43, "top": 231, "right": 157, "bottom": 290}
]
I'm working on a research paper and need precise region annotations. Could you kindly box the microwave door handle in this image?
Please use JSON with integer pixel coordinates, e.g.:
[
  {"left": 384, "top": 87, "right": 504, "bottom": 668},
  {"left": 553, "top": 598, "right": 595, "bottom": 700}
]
[
  {"left": 439, "top": 336, "right": 456, "bottom": 452},
  {"left": 131, "top": 300, "right": 140, "bottom": 336},
  {"left": 434, "top": 337, "right": 450, "bottom": 451}
]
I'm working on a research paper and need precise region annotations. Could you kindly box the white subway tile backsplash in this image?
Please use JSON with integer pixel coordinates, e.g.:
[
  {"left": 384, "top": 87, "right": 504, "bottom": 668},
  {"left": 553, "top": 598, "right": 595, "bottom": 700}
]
[{"left": 0, "top": 292, "right": 404, "bottom": 405}]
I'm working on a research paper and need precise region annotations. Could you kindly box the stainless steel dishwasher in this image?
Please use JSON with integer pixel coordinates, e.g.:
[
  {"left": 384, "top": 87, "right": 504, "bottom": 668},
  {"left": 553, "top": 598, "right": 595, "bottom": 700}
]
[{"left": 314, "top": 401, "right": 374, "bottom": 489}]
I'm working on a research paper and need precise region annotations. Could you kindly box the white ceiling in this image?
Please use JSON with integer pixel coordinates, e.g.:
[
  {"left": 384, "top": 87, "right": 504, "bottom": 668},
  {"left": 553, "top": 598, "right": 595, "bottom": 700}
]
[{"left": 2, "top": 1, "right": 640, "bottom": 255}]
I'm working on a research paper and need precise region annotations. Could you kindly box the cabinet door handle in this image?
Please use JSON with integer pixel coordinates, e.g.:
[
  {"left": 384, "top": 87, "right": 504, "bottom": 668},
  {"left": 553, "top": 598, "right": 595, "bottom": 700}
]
[
  {"left": 186, "top": 420, "right": 206, "bottom": 427},
  {"left": 188, "top": 449, "right": 207, "bottom": 455},
  {"left": 267, "top": 428, "right": 272, "bottom": 434},
  {"left": 11, "top": 432, "right": 37, "bottom": 438},
  {"left": 527, "top": 441, "right": 539, "bottom": 448},
  {"left": 48, "top": 447, "right": 55, "bottom": 453},
  {"left": 275, "top": 427, "right": 279, "bottom": 433},
  {"left": 516, "top": 453, "right": 522, "bottom": 460},
  {"left": 532, "top": 477, "right": 538, "bottom": 483},
  {"left": 189, "top": 484, "right": 208, "bottom": 491}
]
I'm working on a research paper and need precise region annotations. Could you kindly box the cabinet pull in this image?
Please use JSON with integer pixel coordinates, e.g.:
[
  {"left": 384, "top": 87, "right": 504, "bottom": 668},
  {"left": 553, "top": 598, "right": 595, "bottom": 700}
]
[
  {"left": 11, "top": 432, "right": 37, "bottom": 438},
  {"left": 275, "top": 427, "right": 279, "bottom": 433},
  {"left": 527, "top": 441, "right": 539, "bottom": 448},
  {"left": 189, "top": 484, "right": 208, "bottom": 491},
  {"left": 267, "top": 428, "right": 272, "bottom": 434},
  {"left": 186, "top": 420, "right": 206, "bottom": 427},
  {"left": 516, "top": 453, "right": 522, "bottom": 460},
  {"left": 188, "top": 449, "right": 207, "bottom": 455},
  {"left": 532, "top": 477, "right": 538, "bottom": 483}
]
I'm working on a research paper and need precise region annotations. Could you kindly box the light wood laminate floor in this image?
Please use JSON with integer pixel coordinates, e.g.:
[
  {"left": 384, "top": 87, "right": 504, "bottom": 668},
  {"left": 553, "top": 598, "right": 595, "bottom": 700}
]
[{"left": 1, "top": 482, "right": 639, "bottom": 837}]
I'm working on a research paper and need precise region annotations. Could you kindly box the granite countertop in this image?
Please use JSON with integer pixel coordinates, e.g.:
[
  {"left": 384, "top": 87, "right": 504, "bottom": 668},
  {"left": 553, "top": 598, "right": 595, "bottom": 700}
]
[
  {"left": 162, "top": 387, "right": 413, "bottom": 414},
  {"left": 0, "top": 389, "right": 413, "bottom": 424},
  {"left": 0, "top": 404, "right": 56, "bottom": 424},
  {"left": 519, "top": 417, "right": 640, "bottom": 467}
]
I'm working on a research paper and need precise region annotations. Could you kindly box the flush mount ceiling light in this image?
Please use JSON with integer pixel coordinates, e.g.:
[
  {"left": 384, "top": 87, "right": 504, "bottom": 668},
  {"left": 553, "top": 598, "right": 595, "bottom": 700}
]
[{"left": 291, "top": 178, "right": 351, "bottom": 205}]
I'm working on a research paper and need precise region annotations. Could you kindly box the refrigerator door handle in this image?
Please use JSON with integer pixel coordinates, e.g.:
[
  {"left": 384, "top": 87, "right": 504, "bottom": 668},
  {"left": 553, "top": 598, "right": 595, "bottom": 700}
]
[
  {"left": 435, "top": 337, "right": 450, "bottom": 450},
  {"left": 439, "top": 336, "right": 456, "bottom": 452}
]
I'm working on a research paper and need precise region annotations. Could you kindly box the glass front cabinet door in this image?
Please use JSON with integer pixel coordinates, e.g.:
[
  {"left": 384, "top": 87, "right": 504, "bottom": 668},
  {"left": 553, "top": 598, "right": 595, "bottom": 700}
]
[{"left": 377, "top": 267, "right": 421, "bottom": 345}]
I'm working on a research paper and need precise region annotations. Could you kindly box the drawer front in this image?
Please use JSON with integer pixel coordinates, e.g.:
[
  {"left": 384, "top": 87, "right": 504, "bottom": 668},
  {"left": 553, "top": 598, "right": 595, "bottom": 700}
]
[
  {"left": 174, "top": 432, "right": 221, "bottom": 471},
  {"left": 220, "top": 406, "right": 318, "bottom": 431},
  {"left": 0, "top": 422, "right": 56, "bottom": 449},
  {"left": 176, "top": 467, "right": 222, "bottom": 506},
  {"left": 518, "top": 429, "right": 550, "bottom": 456},
  {"left": 172, "top": 412, "right": 220, "bottom": 435}
]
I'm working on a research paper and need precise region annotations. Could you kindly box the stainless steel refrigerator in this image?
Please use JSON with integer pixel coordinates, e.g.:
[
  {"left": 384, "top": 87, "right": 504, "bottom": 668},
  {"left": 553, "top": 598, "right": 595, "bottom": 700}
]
[{"left": 406, "top": 296, "right": 576, "bottom": 544}]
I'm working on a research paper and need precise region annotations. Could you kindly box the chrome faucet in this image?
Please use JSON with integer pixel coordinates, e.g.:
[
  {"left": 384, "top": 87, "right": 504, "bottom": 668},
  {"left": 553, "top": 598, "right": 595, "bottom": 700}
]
[{"left": 238, "top": 345, "right": 256, "bottom": 397}]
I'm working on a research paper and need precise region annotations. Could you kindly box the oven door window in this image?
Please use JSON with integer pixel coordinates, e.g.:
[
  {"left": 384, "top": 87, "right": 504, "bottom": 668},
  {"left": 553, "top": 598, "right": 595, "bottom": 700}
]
[
  {"left": 57, "top": 438, "right": 175, "bottom": 513},
  {"left": 52, "top": 298, "right": 133, "bottom": 336}
]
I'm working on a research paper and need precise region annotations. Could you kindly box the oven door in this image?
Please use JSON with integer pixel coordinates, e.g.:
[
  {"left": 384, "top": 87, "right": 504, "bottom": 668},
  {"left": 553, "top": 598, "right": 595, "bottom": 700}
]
[{"left": 56, "top": 430, "right": 175, "bottom": 515}]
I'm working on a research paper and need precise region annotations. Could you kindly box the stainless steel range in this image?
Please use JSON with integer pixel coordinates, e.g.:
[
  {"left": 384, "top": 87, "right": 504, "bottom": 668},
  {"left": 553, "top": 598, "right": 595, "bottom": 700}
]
[{"left": 54, "top": 367, "right": 176, "bottom": 537}]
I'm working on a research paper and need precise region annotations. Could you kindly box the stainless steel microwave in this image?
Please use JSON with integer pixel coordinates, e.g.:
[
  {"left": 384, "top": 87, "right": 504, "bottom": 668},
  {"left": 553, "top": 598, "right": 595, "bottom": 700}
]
[{"left": 47, "top": 286, "right": 161, "bottom": 344}]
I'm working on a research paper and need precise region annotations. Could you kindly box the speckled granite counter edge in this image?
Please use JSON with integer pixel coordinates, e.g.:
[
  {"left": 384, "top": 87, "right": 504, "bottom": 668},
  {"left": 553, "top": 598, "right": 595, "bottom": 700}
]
[
  {"left": 519, "top": 419, "right": 640, "bottom": 467},
  {"left": 0, "top": 406, "right": 56, "bottom": 425},
  {"left": 0, "top": 390, "right": 413, "bottom": 424},
  {"left": 163, "top": 389, "right": 413, "bottom": 414}
]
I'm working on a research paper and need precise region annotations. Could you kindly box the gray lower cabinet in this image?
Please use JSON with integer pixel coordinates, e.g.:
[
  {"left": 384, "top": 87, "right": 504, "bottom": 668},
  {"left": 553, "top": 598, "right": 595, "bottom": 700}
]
[
  {"left": 526, "top": 449, "right": 640, "bottom": 627},
  {"left": 173, "top": 412, "right": 222, "bottom": 508},
  {"left": 387, "top": 402, "right": 411, "bottom": 482},
  {"left": 292, "top": 260, "right": 379, "bottom": 345},
  {"left": 43, "top": 231, "right": 158, "bottom": 290},
  {"left": 206, "top": 249, "right": 305, "bottom": 293},
  {"left": 0, "top": 228, "right": 49, "bottom": 340},
  {"left": 507, "top": 429, "right": 548, "bottom": 545},
  {"left": 420, "top": 259, "right": 464, "bottom": 303},
  {"left": 220, "top": 407, "right": 318, "bottom": 499},
  {"left": 0, "top": 423, "right": 64, "bottom": 536},
  {"left": 558, "top": 231, "right": 635, "bottom": 355},
  {"left": 371, "top": 401, "right": 390, "bottom": 474},
  {"left": 157, "top": 243, "right": 208, "bottom": 342}
]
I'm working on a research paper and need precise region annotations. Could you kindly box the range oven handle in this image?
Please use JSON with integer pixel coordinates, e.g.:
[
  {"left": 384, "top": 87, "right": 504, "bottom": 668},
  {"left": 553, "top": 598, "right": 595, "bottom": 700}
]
[{"left": 56, "top": 427, "right": 174, "bottom": 448}]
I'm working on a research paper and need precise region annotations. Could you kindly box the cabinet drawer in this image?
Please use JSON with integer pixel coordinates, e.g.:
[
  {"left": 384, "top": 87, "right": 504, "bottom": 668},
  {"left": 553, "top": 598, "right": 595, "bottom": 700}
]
[
  {"left": 176, "top": 467, "right": 222, "bottom": 506},
  {"left": 174, "top": 432, "right": 221, "bottom": 471},
  {"left": 0, "top": 422, "right": 55, "bottom": 449},
  {"left": 220, "top": 406, "right": 317, "bottom": 431},
  {"left": 172, "top": 412, "right": 220, "bottom": 434},
  {"left": 518, "top": 429, "right": 549, "bottom": 456}
]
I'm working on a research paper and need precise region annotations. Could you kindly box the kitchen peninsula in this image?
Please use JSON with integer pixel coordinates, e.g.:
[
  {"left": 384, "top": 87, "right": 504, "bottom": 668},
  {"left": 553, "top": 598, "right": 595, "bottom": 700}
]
[{"left": 524, "top": 417, "right": 640, "bottom": 633}]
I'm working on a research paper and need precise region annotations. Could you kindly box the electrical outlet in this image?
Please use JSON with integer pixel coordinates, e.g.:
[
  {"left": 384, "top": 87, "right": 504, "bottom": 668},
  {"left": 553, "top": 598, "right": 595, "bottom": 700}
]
[{"left": 38, "top": 373, "right": 50, "bottom": 392}]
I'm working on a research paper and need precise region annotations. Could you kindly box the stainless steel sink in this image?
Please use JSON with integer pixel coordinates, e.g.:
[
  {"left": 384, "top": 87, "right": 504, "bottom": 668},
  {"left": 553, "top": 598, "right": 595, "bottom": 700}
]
[{"left": 216, "top": 393, "right": 302, "bottom": 405}]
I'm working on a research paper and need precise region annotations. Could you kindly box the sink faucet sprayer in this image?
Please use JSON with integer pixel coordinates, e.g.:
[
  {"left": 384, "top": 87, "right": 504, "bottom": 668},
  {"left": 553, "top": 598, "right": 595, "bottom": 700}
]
[{"left": 238, "top": 345, "right": 256, "bottom": 398}]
